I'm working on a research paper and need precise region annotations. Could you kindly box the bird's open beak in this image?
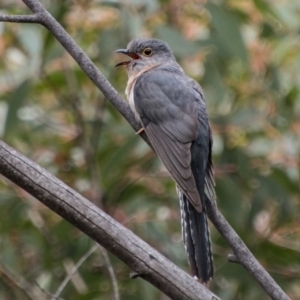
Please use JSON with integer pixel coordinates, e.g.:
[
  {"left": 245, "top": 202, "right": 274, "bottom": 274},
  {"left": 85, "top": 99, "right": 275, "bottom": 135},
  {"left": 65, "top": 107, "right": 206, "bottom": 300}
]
[{"left": 114, "top": 49, "right": 140, "bottom": 67}]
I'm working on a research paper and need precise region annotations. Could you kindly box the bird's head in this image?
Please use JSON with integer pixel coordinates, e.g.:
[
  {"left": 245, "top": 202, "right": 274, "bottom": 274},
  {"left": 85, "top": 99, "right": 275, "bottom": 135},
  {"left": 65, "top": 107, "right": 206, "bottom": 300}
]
[{"left": 115, "top": 38, "right": 175, "bottom": 76}]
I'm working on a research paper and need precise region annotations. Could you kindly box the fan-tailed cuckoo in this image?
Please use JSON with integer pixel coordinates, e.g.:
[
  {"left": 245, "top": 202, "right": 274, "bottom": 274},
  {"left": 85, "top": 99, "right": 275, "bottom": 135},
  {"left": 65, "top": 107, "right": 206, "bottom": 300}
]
[{"left": 115, "top": 38, "right": 216, "bottom": 283}]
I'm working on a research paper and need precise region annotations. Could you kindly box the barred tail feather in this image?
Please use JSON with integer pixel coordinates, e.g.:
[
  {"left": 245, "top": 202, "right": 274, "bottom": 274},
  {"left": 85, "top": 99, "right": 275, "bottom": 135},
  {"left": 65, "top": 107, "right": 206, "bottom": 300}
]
[{"left": 179, "top": 189, "right": 213, "bottom": 283}]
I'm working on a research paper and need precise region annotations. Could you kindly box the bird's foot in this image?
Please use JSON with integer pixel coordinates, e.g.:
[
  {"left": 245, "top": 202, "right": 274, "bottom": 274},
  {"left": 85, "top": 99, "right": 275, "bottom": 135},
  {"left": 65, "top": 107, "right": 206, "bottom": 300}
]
[{"left": 135, "top": 127, "right": 145, "bottom": 135}]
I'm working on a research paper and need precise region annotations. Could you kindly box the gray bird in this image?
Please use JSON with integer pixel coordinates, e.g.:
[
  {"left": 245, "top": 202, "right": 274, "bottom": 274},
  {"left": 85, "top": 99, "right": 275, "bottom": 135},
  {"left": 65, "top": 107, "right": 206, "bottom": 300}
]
[{"left": 115, "top": 38, "right": 216, "bottom": 283}]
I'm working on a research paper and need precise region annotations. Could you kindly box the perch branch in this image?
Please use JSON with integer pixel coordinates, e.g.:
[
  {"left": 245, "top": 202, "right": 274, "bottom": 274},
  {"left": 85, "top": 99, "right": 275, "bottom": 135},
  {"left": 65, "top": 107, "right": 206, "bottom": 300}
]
[
  {"left": 0, "top": 140, "right": 218, "bottom": 300},
  {"left": 0, "top": 14, "right": 41, "bottom": 23},
  {"left": 206, "top": 201, "right": 290, "bottom": 300}
]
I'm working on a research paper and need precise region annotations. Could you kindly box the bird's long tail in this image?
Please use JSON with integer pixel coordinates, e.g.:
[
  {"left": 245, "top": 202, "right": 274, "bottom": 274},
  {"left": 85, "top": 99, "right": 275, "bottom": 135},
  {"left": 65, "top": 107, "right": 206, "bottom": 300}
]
[{"left": 179, "top": 192, "right": 213, "bottom": 283}]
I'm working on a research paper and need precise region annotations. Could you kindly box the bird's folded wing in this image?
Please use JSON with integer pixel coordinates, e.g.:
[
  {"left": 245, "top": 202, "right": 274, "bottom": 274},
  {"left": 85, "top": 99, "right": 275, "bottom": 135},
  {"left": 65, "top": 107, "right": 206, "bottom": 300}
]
[
  {"left": 189, "top": 80, "right": 217, "bottom": 206},
  {"left": 134, "top": 68, "right": 202, "bottom": 211}
]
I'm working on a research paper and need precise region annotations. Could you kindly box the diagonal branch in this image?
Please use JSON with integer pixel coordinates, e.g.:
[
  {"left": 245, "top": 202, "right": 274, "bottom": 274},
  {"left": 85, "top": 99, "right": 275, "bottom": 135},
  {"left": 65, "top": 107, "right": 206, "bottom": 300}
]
[
  {"left": 21, "top": 0, "right": 151, "bottom": 147},
  {"left": 206, "top": 201, "right": 290, "bottom": 300},
  {"left": 0, "top": 1, "right": 291, "bottom": 300},
  {"left": 0, "top": 140, "right": 218, "bottom": 300}
]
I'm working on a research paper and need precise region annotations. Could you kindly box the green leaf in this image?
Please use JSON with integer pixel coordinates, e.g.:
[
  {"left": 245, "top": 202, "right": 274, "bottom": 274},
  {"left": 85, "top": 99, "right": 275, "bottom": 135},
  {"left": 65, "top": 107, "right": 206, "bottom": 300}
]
[
  {"left": 156, "top": 26, "right": 198, "bottom": 57},
  {"left": 207, "top": 3, "right": 248, "bottom": 64},
  {"left": 4, "top": 79, "right": 31, "bottom": 139}
]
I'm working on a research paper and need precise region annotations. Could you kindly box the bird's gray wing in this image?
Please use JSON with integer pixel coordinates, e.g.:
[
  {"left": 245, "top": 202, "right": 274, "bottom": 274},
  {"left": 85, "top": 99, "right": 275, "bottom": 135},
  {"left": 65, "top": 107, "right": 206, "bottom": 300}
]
[
  {"left": 133, "top": 67, "right": 202, "bottom": 211},
  {"left": 205, "top": 132, "right": 216, "bottom": 204},
  {"left": 189, "top": 79, "right": 216, "bottom": 205}
]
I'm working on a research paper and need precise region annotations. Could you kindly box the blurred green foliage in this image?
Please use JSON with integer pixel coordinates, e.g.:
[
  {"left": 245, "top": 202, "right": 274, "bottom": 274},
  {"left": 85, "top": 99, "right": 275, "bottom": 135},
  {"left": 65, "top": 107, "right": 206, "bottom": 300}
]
[{"left": 0, "top": 0, "right": 300, "bottom": 299}]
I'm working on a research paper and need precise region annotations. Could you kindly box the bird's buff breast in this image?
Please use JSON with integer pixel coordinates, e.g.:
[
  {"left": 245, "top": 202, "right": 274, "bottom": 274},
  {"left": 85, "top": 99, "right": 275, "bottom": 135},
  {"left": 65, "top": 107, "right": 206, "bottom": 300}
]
[
  {"left": 125, "top": 64, "right": 159, "bottom": 120},
  {"left": 125, "top": 78, "right": 139, "bottom": 120}
]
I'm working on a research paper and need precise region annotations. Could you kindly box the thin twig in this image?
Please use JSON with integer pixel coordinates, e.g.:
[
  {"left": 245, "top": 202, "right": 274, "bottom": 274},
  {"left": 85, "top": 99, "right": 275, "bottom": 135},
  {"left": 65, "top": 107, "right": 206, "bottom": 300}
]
[
  {"left": 227, "top": 254, "right": 240, "bottom": 264},
  {"left": 0, "top": 14, "right": 41, "bottom": 23},
  {"left": 52, "top": 244, "right": 98, "bottom": 299},
  {"left": 98, "top": 246, "right": 120, "bottom": 300},
  {"left": 35, "top": 282, "right": 65, "bottom": 300},
  {"left": 0, "top": 264, "right": 40, "bottom": 300}
]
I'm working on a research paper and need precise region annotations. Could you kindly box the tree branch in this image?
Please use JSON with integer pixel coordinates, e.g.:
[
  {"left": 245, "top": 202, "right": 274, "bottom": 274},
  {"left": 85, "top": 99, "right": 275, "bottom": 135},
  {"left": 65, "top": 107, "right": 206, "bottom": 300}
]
[
  {"left": 0, "top": 1, "right": 291, "bottom": 300},
  {"left": 0, "top": 14, "right": 41, "bottom": 23},
  {"left": 22, "top": 0, "right": 151, "bottom": 148},
  {"left": 206, "top": 202, "right": 290, "bottom": 300},
  {"left": 0, "top": 140, "right": 218, "bottom": 300}
]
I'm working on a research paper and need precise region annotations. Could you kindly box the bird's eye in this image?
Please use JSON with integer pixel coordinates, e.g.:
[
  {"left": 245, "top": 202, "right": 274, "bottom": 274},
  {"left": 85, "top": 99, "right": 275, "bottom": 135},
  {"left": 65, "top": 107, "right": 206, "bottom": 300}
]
[{"left": 142, "top": 48, "right": 153, "bottom": 56}]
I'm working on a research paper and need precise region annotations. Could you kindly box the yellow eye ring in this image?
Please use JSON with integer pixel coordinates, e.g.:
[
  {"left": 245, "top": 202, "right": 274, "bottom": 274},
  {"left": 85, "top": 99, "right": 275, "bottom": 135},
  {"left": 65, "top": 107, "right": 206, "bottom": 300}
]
[{"left": 142, "top": 48, "right": 153, "bottom": 56}]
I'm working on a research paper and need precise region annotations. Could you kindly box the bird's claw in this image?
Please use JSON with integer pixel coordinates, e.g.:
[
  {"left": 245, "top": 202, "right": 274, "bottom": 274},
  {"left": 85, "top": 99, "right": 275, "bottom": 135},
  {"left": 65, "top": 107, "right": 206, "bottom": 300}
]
[{"left": 135, "top": 128, "right": 145, "bottom": 135}]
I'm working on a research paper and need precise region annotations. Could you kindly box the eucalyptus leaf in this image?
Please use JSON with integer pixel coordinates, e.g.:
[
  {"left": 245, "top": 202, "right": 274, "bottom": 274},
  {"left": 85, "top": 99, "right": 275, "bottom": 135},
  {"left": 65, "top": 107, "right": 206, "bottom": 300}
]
[
  {"left": 207, "top": 3, "right": 248, "bottom": 65},
  {"left": 4, "top": 79, "right": 31, "bottom": 139}
]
